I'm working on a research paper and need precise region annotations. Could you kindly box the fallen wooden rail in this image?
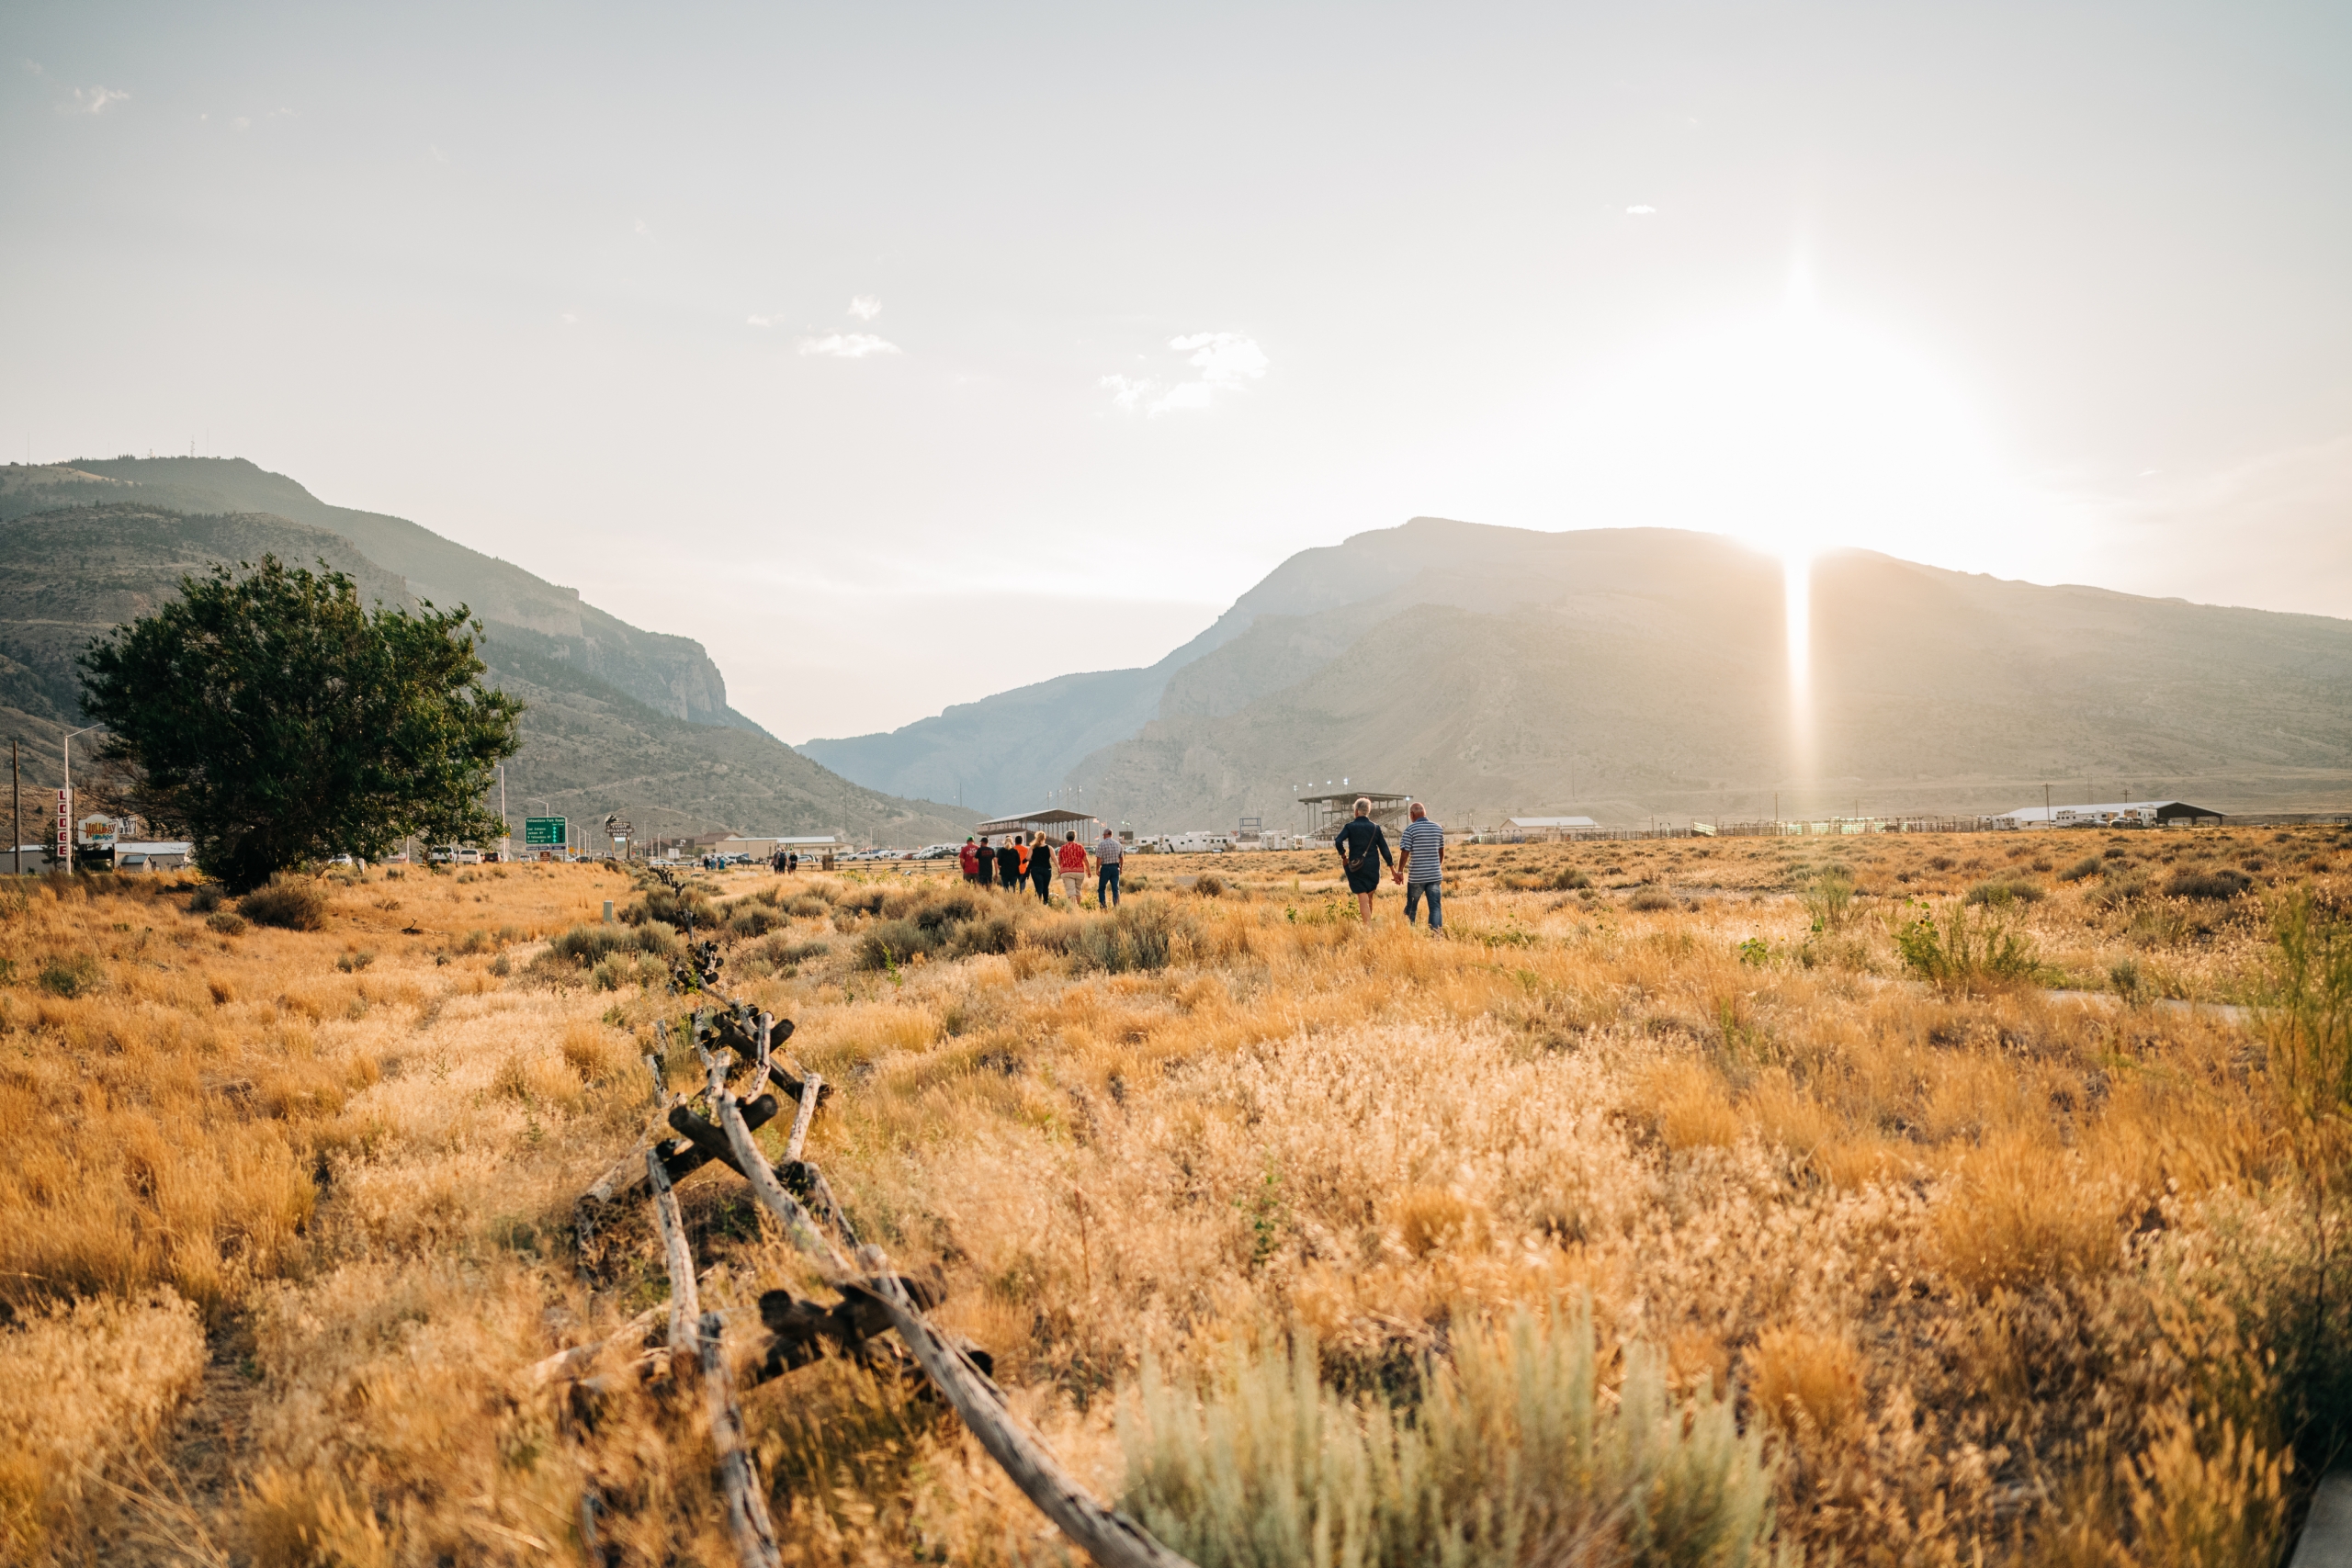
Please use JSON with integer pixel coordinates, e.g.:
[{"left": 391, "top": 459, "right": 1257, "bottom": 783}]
[
  {"left": 703, "top": 1021, "right": 1195, "bottom": 1568},
  {"left": 651, "top": 1145, "right": 781, "bottom": 1568},
  {"left": 556, "top": 980, "right": 1196, "bottom": 1568}
]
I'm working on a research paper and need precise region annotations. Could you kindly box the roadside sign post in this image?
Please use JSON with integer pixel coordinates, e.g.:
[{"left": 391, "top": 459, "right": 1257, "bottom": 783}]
[
  {"left": 525, "top": 817, "right": 568, "bottom": 858},
  {"left": 55, "top": 789, "right": 70, "bottom": 872}
]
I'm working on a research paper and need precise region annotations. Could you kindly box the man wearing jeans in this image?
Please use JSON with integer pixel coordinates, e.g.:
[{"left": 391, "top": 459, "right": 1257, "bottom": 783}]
[
  {"left": 1395, "top": 800, "right": 1444, "bottom": 930},
  {"left": 1094, "top": 828, "right": 1125, "bottom": 908}
]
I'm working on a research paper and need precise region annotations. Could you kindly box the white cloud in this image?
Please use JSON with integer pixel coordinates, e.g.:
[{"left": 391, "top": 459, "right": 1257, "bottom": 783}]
[
  {"left": 848, "top": 295, "right": 882, "bottom": 321},
  {"left": 560, "top": 312, "right": 580, "bottom": 325},
  {"left": 798, "top": 332, "right": 900, "bottom": 359},
  {"left": 747, "top": 313, "right": 780, "bottom": 328},
  {"left": 1103, "top": 331, "right": 1270, "bottom": 415},
  {"left": 633, "top": 218, "right": 648, "bottom": 235},
  {"left": 1626, "top": 204, "right": 1657, "bottom": 216},
  {"left": 63, "top": 85, "right": 130, "bottom": 115},
  {"left": 1100, "top": 375, "right": 1150, "bottom": 411},
  {"left": 22, "top": 61, "right": 43, "bottom": 76}
]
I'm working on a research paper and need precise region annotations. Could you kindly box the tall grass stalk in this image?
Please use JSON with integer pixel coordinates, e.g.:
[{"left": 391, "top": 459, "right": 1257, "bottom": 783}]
[
  {"left": 1116, "top": 1299, "right": 1782, "bottom": 1568},
  {"left": 2259, "top": 891, "right": 2352, "bottom": 1464}
]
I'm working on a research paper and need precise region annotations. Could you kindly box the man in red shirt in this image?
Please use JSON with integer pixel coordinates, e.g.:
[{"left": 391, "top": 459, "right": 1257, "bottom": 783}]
[
  {"left": 1056, "top": 831, "right": 1087, "bottom": 905},
  {"left": 958, "top": 837, "right": 980, "bottom": 884}
]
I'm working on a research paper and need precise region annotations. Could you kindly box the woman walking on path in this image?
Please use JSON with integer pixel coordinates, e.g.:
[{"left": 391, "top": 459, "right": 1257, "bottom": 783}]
[
  {"left": 1031, "top": 832, "right": 1057, "bottom": 903},
  {"left": 998, "top": 835, "right": 1023, "bottom": 892},
  {"left": 1332, "top": 796, "right": 1394, "bottom": 924},
  {"left": 1057, "top": 831, "right": 1087, "bottom": 906}
]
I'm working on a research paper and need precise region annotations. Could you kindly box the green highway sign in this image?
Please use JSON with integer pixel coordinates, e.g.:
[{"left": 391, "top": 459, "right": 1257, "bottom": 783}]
[{"left": 524, "top": 817, "right": 568, "bottom": 847}]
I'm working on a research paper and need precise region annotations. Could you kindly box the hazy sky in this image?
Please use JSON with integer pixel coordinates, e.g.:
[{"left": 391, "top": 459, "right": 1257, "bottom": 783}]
[{"left": 6, "top": 1, "right": 2349, "bottom": 742}]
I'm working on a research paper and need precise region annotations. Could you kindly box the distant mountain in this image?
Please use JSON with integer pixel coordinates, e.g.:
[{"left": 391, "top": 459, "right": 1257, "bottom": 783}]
[
  {"left": 0, "top": 460, "right": 977, "bottom": 847},
  {"left": 811, "top": 517, "right": 2352, "bottom": 829},
  {"left": 3, "top": 457, "right": 755, "bottom": 731},
  {"left": 796, "top": 518, "right": 1554, "bottom": 813}
]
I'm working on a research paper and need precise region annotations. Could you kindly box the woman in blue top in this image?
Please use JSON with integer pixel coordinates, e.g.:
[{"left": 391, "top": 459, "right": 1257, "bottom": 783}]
[{"left": 1332, "top": 797, "right": 1394, "bottom": 923}]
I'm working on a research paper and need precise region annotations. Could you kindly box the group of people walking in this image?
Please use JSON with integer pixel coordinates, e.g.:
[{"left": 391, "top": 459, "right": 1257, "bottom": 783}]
[
  {"left": 1332, "top": 796, "right": 1445, "bottom": 930},
  {"left": 960, "top": 828, "right": 1125, "bottom": 908},
  {"left": 951, "top": 800, "right": 1442, "bottom": 931}
]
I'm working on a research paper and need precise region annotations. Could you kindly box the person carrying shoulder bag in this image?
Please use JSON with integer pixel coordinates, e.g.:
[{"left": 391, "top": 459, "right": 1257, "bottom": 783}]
[{"left": 1332, "top": 797, "right": 1394, "bottom": 923}]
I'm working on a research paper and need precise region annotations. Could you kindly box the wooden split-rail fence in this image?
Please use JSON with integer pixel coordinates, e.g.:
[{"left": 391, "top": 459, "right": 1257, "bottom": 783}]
[{"left": 537, "top": 934, "right": 1195, "bottom": 1568}]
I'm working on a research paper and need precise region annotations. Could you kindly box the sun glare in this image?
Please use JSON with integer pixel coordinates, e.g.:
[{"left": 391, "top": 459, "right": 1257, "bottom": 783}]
[{"left": 1540, "top": 296, "right": 2041, "bottom": 788}]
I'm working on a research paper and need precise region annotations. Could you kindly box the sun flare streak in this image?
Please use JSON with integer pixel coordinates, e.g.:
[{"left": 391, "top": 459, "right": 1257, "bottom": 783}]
[{"left": 1783, "top": 552, "right": 1814, "bottom": 782}]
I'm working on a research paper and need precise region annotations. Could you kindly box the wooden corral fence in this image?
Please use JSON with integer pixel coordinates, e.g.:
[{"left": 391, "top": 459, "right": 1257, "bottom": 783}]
[{"left": 541, "top": 885, "right": 1195, "bottom": 1568}]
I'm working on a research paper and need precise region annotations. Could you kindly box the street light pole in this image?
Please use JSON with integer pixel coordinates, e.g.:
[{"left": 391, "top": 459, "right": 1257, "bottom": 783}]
[{"left": 62, "top": 724, "right": 102, "bottom": 874}]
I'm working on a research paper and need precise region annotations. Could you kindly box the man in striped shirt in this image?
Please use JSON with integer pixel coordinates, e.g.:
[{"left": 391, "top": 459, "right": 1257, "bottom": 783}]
[{"left": 1395, "top": 801, "right": 1445, "bottom": 931}]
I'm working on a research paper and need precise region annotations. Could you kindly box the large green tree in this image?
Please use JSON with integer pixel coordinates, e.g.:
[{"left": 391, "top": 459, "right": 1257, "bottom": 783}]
[{"left": 79, "top": 556, "right": 524, "bottom": 892}]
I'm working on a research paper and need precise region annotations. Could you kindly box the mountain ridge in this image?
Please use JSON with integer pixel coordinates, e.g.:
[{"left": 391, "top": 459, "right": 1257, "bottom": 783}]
[{"left": 811, "top": 519, "right": 2352, "bottom": 830}]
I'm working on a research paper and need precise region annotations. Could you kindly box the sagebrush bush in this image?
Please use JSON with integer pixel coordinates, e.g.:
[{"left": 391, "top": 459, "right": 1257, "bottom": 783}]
[
  {"left": 2059, "top": 855, "right": 2104, "bottom": 882},
  {"left": 538, "top": 921, "right": 677, "bottom": 968},
  {"left": 1118, "top": 1302, "right": 1779, "bottom": 1568},
  {"left": 1964, "top": 875, "right": 2046, "bottom": 907},
  {"left": 2167, "top": 866, "right": 2253, "bottom": 900},
  {"left": 238, "top": 878, "right": 330, "bottom": 931}
]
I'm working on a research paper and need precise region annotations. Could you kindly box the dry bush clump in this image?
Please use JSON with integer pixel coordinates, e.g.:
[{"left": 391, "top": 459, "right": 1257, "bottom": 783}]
[
  {"left": 237, "top": 876, "right": 332, "bottom": 931},
  {"left": 0, "top": 831, "right": 2346, "bottom": 1565}
]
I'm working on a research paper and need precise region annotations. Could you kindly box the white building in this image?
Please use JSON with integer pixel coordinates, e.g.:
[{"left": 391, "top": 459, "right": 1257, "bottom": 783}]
[
  {"left": 1990, "top": 800, "right": 2221, "bottom": 829},
  {"left": 114, "top": 840, "right": 193, "bottom": 870}
]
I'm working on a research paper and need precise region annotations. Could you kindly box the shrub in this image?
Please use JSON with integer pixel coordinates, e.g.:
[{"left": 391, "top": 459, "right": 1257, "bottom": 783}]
[
  {"left": 2091, "top": 872, "right": 2151, "bottom": 910},
  {"left": 857, "top": 917, "right": 942, "bottom": 970},
  {"left": 238, "top": 879, "right": 330, "bottom": 931},
  {"left": 759, "top": 936, "right": 830, "bottom": 968},
  {"left": 784, "top": 893, "right": 829, "bottom": 919},
  {"left": 1068, "top": 902, "right": 1181, "bottom": 973},
  {"left": 1800, "top": 874, "right": 1856, "bottom": 931},
  {"left": 1193, "top": 874, "right": 1225, "bottom": 898},
  {"left": 2166, "top": 866, "right": 2253, "bottom": 901},
  {"left": 38, "top": 953, "right": 103, "bottom": 998},
  {"left": 206, "top": 910, "right": 249, "bottom": 936},
  {"left": 1627, "top": 886, "right": 1678, "bottom": 913},
  {"left": 2058, "top": 856, "right": 2105, "bottom": 883},
  {"left": 187, "top": 885, "right": 223, "bottom": 913},
  {"left": 1895, "top": 903, "right": 2041, "bottom": 993},
  {"left": 728, "top": 905, "right": 784, "bottom": 939},
  {"left": 1964, "top": 876, "right": 2045, "bottom": 907},
  {"left": 545, "top": 920, "right": 680, "bottom": 969},
  {"left": 621, "top": 884, "right": 714, "bottom": 931},
  {"left": 950, "top": 913, "right": 1020, "bottom": 957},
  {"left": 1117, "top": 1300, "right": 1775, "bottom": 1568}
]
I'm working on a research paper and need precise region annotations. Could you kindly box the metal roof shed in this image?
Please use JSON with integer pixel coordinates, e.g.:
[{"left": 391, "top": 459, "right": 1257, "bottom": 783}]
[{"left": 973, "top": 807, "right": 1099, "bottom": 840}]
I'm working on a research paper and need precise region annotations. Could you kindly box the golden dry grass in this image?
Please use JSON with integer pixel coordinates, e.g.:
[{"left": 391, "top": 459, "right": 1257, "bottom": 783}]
[{"left": 0, "top": 824, "right": 2344, "bottom": 1565}]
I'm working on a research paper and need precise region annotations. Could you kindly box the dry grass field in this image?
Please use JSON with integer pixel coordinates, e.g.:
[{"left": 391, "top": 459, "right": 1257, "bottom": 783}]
[{"left": 3, "top": 824, "right": 2349, "bottom": 1567}]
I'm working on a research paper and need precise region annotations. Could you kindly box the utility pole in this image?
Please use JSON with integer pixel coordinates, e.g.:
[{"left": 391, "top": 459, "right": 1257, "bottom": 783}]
[
  {"left": 2044, "top": 783, "right": 2052, "bottom": 829},
  {"left": 11, "top": 738, "right": 18, "bottom": 877}
]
